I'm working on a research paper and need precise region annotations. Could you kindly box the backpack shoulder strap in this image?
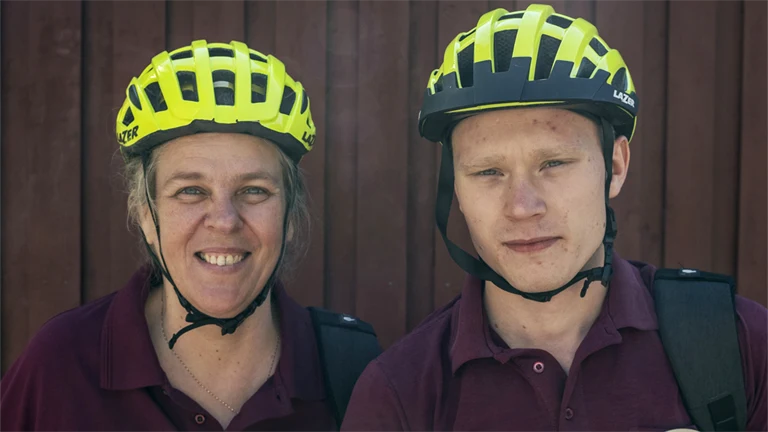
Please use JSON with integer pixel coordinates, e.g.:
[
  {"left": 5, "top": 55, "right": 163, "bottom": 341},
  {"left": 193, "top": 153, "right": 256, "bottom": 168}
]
[
  {"left": 653, "top": 268, "right": 747, "bottom": 431},
  {"left": 307, "top": 306, "right": 382, "bottom": 428}
]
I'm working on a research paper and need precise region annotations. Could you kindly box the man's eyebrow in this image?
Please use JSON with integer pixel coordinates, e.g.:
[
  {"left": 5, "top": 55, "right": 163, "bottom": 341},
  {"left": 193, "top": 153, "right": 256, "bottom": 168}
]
[
  {"left": 532, "top": 146, "right": 581, "bottom": 160},
  {"left": 457, "top": 154, "right": 507, "bottom": 170}
]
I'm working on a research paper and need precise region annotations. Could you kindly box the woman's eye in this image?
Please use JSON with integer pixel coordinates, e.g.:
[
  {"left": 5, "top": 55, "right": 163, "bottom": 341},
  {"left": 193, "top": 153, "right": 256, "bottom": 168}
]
[
  {"left": 243, "top": 187, "right": 268, "bottom": 195},
  {"left": 179, "top": 187, "right": 203, "bottom": 196}
]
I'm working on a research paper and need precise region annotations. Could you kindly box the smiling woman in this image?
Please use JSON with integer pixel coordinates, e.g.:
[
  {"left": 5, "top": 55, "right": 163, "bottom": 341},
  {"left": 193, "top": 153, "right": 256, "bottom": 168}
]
[{"left": 0, "top": 40, "right": 347, "bottom": 431}]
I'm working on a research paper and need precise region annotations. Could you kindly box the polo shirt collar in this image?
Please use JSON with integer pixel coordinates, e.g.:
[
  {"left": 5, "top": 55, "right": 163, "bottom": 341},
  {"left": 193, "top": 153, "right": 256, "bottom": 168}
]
[
  {"left": 100, "top": 266, "right": 325, "bottom": 402},
  {"left": 449, "top": 254, "right": 659, "bottom": 374}
]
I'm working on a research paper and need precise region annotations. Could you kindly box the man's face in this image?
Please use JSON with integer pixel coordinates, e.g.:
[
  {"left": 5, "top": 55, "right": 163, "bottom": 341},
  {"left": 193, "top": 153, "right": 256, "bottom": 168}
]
[{"left": 451, "top": 107, "right": 629, "bottom": 293}]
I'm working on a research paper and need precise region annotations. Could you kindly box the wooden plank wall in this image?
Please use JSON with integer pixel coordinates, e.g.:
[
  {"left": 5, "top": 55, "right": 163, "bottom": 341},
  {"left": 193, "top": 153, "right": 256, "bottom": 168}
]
[{"left": 2, "top": 0, "right": 766, "bottom": 372}]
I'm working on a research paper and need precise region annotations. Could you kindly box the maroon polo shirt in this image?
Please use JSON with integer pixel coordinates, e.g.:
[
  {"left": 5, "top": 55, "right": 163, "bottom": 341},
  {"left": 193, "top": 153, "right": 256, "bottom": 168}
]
[
  {"left": 342, "top": 256, "right": 767, "bottom": 431},
  {"left": 1, "top": 266, "right": 335, "bottom": 431}
]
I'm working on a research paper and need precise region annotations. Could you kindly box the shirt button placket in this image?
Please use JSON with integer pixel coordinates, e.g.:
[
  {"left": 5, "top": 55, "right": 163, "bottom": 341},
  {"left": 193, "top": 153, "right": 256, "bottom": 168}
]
[{"left": 564, "top": 407, "right": 574, "bottom": 420}]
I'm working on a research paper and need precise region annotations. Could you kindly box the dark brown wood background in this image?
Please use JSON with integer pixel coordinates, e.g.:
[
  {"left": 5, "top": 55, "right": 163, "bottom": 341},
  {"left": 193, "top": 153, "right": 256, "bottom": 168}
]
[{"left": 2, "top": 0, "right": 766, "bottom": 373}]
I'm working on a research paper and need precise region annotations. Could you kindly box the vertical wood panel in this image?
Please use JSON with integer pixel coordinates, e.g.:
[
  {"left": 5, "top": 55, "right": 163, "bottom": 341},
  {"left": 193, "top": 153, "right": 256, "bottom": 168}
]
[
  {"left": 274, "top": 1, "right": 328, "bottom": 307},
  {"left": 433, "top": 0, "right": 488, "bottom": 311},
  {"left": 82, "top": 1, "right": 164, "bottom": 303},
  {"left": 488, "top": 0, "right": 517, "bottom": 12},
  {"left": 738, "top": 0, "right": 767, "bottom": 305},
  {"left": 356, "top": 1, "right": 410, "bottom": 348},
  {"left": 665, "top": 1, "right": 717, "bottom": 269},
  {"left": 511, "top": 0, "right": 592, "bottom": 18},
  {"left": 596, "top": 1, "right": 649, "bottom": 262},
  {"left": 636, "top": 0, "right": 668, "bottom": 266},
  {"left": 407, "top": 0, "right": 438, "bottom": 330},
  {"left": 711, "top": 0, "right": 742, "bottom": 276},
  {"left": 168, "top": 0, "right": 245, "bottom": 49},
  {"left": 325, "top": 0, "right": 359, "bottom": 314},
  {"left": 1, "top": 0, "right": 82, "bottom": 372},
  {"left": 246, "top": 1, "right": 276, "bottom": 55}
]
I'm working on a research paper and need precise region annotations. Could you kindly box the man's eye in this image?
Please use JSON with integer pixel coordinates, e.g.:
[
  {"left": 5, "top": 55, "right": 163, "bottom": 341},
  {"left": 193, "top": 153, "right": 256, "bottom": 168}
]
[
  {"left": 476, "top": 168, "right": 500, "bottom": 176},
  {"left": 543, "top": 160, "right": 565, "bottom": 169}
]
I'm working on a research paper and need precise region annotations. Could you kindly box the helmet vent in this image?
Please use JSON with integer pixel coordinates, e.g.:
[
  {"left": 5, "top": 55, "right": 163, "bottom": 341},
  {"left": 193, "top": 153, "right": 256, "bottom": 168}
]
[
  {"left": 144, "top": 82, "right": 168, "bottom": 113},
  {"left": 279, "top": 86, "right": 296, "bottom": 115},
  {"left": 499, "top": 12, "right": 524, "bottom": 21},
  {"left": 493, "top": 30, "right": 518, "bottom": 73},
  {"left": 176, "top": 71, "right": 199, "bottom": 102},
  {"left": 589, "top": 37, "right": 608, "bottom": 56},
  {"left": 129, "top": 84, "right": 142, "bottom": 110},
  {"left": 300, "top": 90, "right": 309, "bottom": 113},
  {"left": 212, "top": 70, "right": 236, "bottom": 106},
  {"left": 576, "top": 57, "right": 597, "bottom": 79},
  {"left": 534, "top": 35, "right": 561, "bottom": 80},
  {"left": 459, "top": 28, "right": 476, "bottom": 42},
  {"left": 251, "top": 73, "right": 268, "bottom": 103},
  {"left": 457, "top": 43, "right": 475, "bottom": 87},
  {"left": 434, "top": 75, "right": 444, "bottom": 93},
  {"left": 170, "top": 50, "right": 193, "bottom": 60},
  {"left": 122, "top": 107, "right": 134, "bottom": 126},
  {"left": 546, "top": 15, "right": 573, "bottom": 29},
  {"left": 612, "top": 67, "right": 628, "bottom": 91},
  {"left": 208, "top": 47, "right": 234, "bottom": 58},
  {"left": 249, "top": 52, "right": 267, "bottom": 62}
]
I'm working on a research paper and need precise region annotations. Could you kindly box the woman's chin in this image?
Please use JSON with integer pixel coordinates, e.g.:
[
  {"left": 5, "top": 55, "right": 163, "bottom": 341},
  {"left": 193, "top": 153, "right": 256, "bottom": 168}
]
[{"left": 185, "top": 287, "right": 248, "bottom": 318}]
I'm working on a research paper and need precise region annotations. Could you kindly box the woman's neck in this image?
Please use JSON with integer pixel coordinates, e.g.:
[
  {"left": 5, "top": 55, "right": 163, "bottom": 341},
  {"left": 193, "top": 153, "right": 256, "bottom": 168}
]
[{"left": 145, "top": 284, "right": 282, "bottom": 427}]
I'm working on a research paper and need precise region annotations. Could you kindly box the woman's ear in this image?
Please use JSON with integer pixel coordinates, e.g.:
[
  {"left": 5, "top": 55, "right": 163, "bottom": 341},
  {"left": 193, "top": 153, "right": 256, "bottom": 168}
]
[
  {"left": 139, "top": 204, "right": 158, "bottom": 247},
  {"left": 286, "top": 219, "right": 295, "bottom": 242}
]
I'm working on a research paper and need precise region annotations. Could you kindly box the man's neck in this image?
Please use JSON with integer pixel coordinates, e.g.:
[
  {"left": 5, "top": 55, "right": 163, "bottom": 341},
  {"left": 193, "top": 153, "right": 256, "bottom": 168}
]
[{"left": 483, "top": 278, "right": 607, "bottom": 374}]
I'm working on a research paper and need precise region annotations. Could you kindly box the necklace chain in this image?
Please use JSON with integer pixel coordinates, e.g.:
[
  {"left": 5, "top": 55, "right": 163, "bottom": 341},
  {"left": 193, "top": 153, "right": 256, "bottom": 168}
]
[{"left": 160, "top": 296, "right": 280, "bottom": 415}]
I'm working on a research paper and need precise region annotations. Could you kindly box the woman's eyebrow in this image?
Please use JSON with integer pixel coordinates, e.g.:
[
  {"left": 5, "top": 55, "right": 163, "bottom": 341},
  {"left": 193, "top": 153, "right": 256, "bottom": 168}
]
[{"left": 162, "top": 170, "right": 279, "bottom": 186}]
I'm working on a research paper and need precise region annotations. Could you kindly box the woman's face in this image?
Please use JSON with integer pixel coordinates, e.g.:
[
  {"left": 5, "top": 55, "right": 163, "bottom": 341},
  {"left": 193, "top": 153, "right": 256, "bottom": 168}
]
[{"left": 141, "top": 133, "right": 287, "bottom": 318}]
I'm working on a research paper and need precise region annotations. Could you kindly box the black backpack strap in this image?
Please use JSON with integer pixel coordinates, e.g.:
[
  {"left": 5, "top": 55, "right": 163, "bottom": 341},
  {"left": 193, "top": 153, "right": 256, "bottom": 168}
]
[
  {"left": 653, "top": 268, "right": 747, "bottom": 431},
  {"left": 308, "top": 307, "right": 382, "bottom": 428}
]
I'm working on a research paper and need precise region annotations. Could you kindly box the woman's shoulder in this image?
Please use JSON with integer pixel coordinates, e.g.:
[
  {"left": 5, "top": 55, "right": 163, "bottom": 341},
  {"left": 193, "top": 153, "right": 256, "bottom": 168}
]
[
  {"left": 5, "top": 292, "right": 118, "bottom": 381},
  {"left": 36, "top": 292, "right": 117, "bottom": 352}
]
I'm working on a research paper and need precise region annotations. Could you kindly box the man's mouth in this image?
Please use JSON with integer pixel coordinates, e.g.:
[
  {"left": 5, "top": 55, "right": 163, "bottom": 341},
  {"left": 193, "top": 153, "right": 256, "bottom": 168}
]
[{"left": 502, "top": 237, "right": 560, "bottom": 253}]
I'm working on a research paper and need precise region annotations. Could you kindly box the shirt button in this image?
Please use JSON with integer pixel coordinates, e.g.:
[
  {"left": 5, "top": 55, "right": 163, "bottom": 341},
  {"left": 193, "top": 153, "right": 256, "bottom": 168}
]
[
  {"left": 564, "top": 408, "right": 574, "bottom": 420},
  {"left": 533, "top": 361, "right": 545, "bottom": 373},
  {"left": 194, "top": 414, "right": 206, "bottom": 424}
]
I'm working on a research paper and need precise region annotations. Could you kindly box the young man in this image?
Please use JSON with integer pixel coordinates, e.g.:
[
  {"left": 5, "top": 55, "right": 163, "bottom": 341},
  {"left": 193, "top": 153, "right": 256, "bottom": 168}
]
[{"left": 342, "top": 5, "right": 766, "bottom": 431}]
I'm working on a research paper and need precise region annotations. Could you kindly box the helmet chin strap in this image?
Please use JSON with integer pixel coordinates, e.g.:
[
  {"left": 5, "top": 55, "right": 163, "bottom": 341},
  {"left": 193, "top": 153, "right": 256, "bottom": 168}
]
[
  {"left": 140, "top": 154, "right": 289, "bottom": 349},
  {"left": 435, "top": 116, "right": 617, "bottom": 303}
]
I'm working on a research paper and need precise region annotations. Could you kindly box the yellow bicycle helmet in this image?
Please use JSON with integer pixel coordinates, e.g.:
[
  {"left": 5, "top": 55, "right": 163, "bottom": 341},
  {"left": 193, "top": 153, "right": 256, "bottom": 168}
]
[
  {"left": 418, "top": 4, "right": 638, "bottom": 143},
  {"left": 116, "top": 40, "right": 316, "bottom": 162}
]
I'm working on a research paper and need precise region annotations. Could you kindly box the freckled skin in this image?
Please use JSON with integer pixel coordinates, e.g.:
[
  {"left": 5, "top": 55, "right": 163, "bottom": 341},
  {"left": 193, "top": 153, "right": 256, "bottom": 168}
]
[{"left": 451, "top": 107, "right": 629, "bottom": 293}]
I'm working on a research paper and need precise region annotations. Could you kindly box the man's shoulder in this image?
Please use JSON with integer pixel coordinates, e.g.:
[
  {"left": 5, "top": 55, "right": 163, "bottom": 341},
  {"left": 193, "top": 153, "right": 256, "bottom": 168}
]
[
  {"left": 734, "top": 294, "right": 767, "bottom": 346},
  {"left": 373, "top": 295, "right": 460, "bottom": 382}
]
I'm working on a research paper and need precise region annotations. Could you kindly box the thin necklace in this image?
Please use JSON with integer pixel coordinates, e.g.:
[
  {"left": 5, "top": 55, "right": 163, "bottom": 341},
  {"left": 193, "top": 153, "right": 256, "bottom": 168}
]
[{"left": 160, "top": 295, "right": 280, "bottom": 415}]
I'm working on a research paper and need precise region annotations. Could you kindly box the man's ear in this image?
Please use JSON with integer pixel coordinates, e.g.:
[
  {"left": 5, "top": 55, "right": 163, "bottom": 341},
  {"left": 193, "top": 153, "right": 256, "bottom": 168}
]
[{"left": 609, "top": 135, "right": 630, "bottom": 199}]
